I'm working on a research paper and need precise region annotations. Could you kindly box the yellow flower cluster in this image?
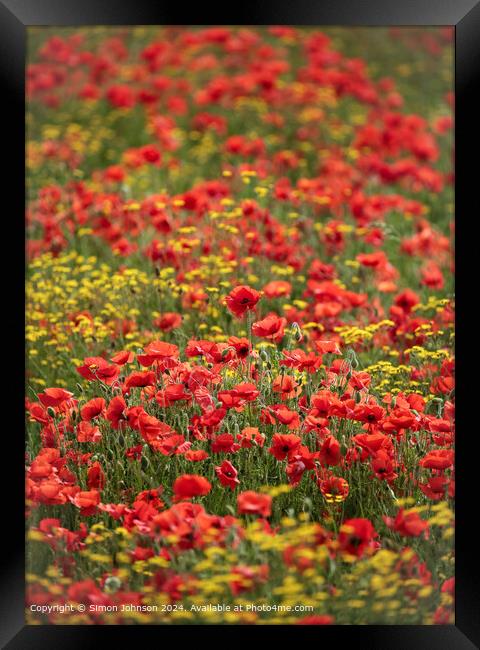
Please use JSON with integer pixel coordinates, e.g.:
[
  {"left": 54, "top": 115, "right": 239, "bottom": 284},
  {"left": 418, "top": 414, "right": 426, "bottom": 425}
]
[{"left": 26, "top": 501, "right": 454, "bottom": 625}]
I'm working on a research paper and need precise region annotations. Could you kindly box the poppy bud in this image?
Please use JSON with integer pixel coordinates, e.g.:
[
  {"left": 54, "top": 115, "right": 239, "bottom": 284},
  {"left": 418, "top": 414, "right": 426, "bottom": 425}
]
[
  {"left": 291, "top": 322, "right": 303, "bottom": 342},
  {"left": 104, "top": 576, "right": 122, "bottom": 594}
]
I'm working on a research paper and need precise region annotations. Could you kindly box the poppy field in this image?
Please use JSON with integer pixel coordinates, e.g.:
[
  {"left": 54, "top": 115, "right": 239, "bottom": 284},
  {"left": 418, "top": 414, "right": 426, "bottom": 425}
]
[{"left": 26, "top": 26, "right": 455, "bottom": 625}]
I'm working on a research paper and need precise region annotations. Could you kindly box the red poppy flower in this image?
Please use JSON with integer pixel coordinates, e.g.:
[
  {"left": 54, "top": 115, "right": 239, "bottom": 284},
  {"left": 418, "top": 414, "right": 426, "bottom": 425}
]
[
  {"left": 131, "top": 546, "right": 155, "bottom": 562},
  {"left": 87, "top": 462, "right": 105, "bottom": 490},
  {"left": 76, "top": 421, "right": 102, "bottom": 443},
  {"left": 126, "top": 445, "right": 143, "bottom": 461},
  {"left": 225, "top": 285, "right": 260, "bottom": 318},
  {"left": 137, "top": 340, "right": 179, "bottom": 368},
  {"left": 319, "top": 436, "right": 342, "bottom": 466},
  {"left": 106, "top": 84, "right": 135, "bottom": 108},
  {"left": 70, "top": 490, "right": 101, "bottom": 516},
  {"left": 441, "top": 577, "right": 455, "bottom": 596},
  {"left": 138, "top": 411, "right": 175, "bottom": 444},
  {"left": 236, "top": 427, "right": 265, "bottom": 448},
  {"left": 353, "top": 403, "right": 386, "bottom": 425},
  {"left": 314, "top": 302, "right": 343, "bottom": 319},
  {"left": 215, "top": 460, "right": 240, "bottom": 490},
  {"left": 155, "top": 383, "right": 191, "bottom": 407},
  {"left": 418, "top": 475, "right": 450, "bottom": 500},
  {"left": 252, "top": 313, "right": 287, "bottom": 343},
  {"left": 419, "top": 449, "right": 454, "bottom": 470},
  {"left": 28, "top": 402, "right": 50, "bottom": 425},
  {"left": 154, "top": 312, "right": 182, "bottom": 331},
  {"left": 269, "top": 433, "right": 302, "bottom": 461},
  {"left": 286, "top": 446, "right": 317, "bottom": 485},
  {"left": 233, "top": 383, "right": 260, "bottom": 401},
  {"left": 35, "top": 480, "right": 67, "bottom": 506},
  {"left": 227, "top": 336, "right": 251, "bottom": 359},
  {"left": 393, "top": 289, "right": 420, "bottom": 313},
  {"left": 314, "top": 340, "right": 342, "bottom": 355},
  {"left": 262, "top": 404, "right": 300, "bottom": 430},
  {"left": 384, "top": 508, "right": 429, "bottom": 537},
  {"left": 211, "top": 433, "right": 240, "bottom": 454},
  {"left": 237, "top": 491, "right": 272, "bottom": 517},
  {"left": 110, "top": 350, "right": 135, "bottom": 365},
  {"left": 173, "top": 474, "right": 212, "bottom": 500},
  {"left": 272, "top": 375, "right": 302, "bottom": 400},
  {"left": 184, "top": 449, "right": 209, "bottom": 462},
  {"left": 371, "top": 449, "right": 398, "bottom": 482},
  {"left": 80, "top": 398, "right": 105, "bottom": 421},
  {"left": 106, "top": 396, "right": 127, "bottom": 429},
  {"left": 421, "top": 262, "right": 444, "bottom": 289},
  {"left": 281, "top": 349, "right": 322, "bottom": 373},
  {"left": 338, "top": 518, "right": 377, "bottom": 557},
  {"left": 217, "top": 390, "right": 246, "bottom": 410},
  {"left": 317, "top": 474, "right": 349, "bottom": 503},
  {"left": 140, "top": 144, "right": 162, "bottom": 164},
  {"left": 353, "top": 431, "right": 391, "bottom": 457},
  {"left": 124, "top": 370, "right": 156, "bottom": 390},
  {"left": 38, "top": 388, "right": 74, "bottom": 408},
  {"left": 149, "top": 434, "right": 191, "bottom": 456},
  {"left": 76, "top": 357, "right": 120, "bottom": 385},
  {"left": 263, "top": 280, "right": 292, "bottom": 299}
]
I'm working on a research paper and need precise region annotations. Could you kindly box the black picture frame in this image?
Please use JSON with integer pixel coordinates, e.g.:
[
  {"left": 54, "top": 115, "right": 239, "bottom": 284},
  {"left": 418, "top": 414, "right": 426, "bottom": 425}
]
[{"left": 2, "top": 1, "right": 479, "bottom": 647}]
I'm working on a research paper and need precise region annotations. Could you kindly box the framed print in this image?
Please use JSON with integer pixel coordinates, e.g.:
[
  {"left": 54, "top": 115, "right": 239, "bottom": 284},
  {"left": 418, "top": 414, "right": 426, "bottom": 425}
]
[{"left": 1, "top": 0, "right": 479, "bottom": 647}]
